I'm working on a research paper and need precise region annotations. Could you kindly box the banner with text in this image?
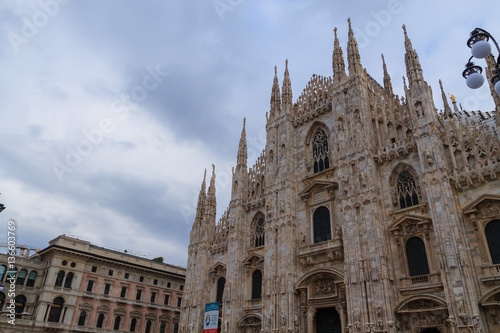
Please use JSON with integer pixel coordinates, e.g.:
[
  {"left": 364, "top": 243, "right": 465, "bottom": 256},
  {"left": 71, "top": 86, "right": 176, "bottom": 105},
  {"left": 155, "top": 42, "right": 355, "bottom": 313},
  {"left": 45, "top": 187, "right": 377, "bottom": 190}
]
[{"left": 203, "top": 302, "right": 220, "bottom": 333}]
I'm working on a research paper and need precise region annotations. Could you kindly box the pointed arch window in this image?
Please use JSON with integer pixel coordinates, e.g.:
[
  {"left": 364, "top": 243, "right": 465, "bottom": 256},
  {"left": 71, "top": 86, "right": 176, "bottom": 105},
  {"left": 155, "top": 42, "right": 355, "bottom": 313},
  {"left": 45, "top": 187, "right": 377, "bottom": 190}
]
[
  {"left": 406, "top": 237, "right": 430, "bottom": 276},
  {"left": 173, "top": 323, "right": 179, "bottom": 333},
  {"left": 130, "top": 317, "right": 137, "bottom": 332},
  {"left": 145, "top": 320, "right": 153, "bottom": 333},
  {"left": 216, "top": 277, "right": 225, "bottom": 303},
  {"left": 160, "top": 321, "right": 167, "bottom": 333},
  {"left": 251, "top": 270, "right": 262, "bottom": 300},
  {"left": 96, "top": 313, "right": 105, "bottom": 328},
  {"left": 253, "top": 217, "right": 265, "bottom": 247},
  {"left": 16, "top": 269, "right": 27, "bottom": 285},
  {"left": 313, "top": 129, "right": 330, "bottom": 173},
  {"left": 26, "top": 271, "right": 37, "bottom": 287},
  {"left": 313, "top": 206, "right": 331, "bottom": 243},
  {"left": 113, "top": 315, "right": 121, "bottom": 330},
  {"left": 55, "top": 271, "right": 65, "bottom": 287},
  {"left": 64, "top": 272, "right": 74, "bottom": 289},
  {"left": 396, "top": 171, "right": 420, "bottom": 209},
  {"left": 485, "top": 220, "right": 500, "bottom": 264},
  {"left": 78, "top": 310, "right": 87, "bottom": 326}
]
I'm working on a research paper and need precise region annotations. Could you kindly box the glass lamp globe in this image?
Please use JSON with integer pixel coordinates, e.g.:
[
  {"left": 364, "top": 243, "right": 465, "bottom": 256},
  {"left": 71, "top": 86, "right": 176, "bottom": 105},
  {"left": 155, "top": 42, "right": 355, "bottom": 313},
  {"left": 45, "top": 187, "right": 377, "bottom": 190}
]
[
  {"left": 466, "top": 72, "right": 485, "bottom": 89},
  {"left": 471, "top": 40, "right": 492, "bottom": 59},
  {"left": 495, "top": 80, "right": 500, "bottom": 95}
]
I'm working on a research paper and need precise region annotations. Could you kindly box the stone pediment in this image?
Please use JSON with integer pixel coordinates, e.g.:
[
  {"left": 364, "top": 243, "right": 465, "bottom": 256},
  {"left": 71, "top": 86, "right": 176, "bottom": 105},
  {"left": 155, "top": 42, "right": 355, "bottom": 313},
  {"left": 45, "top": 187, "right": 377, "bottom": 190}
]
[
  {"left": 389, "top": 213, "right": 431, "bottom": 231},
  {"left": 479, "top": 287, "right": 500, "bottom": 307},
  {"left": 243, "top": 253, "right": 264, "bottom": 267},
  {"left": 462, "top": 194, "right": 500, "bottom": 216},
  {"left": 209, "top": 261, "right": 226, "bottom": 281},
  {"left": 299, "top": 180, "right": 338, "bottom": 201},
  {"left": 389, "top": 213, "right": 432, "bottom": 239},
  {"left": 396, "top": 295, "right": 447, "bottom": 313},
  {"left": 243, "top": 253, "right": 264, "bottom": 276}
]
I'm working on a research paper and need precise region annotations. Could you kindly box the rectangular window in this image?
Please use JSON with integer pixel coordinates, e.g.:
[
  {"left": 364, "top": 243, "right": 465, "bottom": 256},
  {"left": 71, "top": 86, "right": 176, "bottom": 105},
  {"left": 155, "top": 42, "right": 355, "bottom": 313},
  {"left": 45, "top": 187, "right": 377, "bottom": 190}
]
[
  {"left": 167, "top": 282, "right": 171, "bottom": 288},
  {"left": 177, "top": 297, "right": 182, "bottom": 307},
  {"left": 151, "top": 292, "right": 156, "bottom": 303},
  {"left": 91, "top": 266, "right": 97, "bottom": 273},
  {"left": 180, "top": 285, "right": 184, "bottom": 291},
  {"left": 164, "top": 294, "right": 170, "bottom": 305},
  {"left": 86, "top": 280, "right": 94, "bottom": 292},
  {"left": 139, "top": 276, "right": 144, "bottom": 282},
  {"left": 104, "top": 283, "right": 111, "bottom": 295},
  {"left": 108, "top": 270, "right": 113, "bottom": 276},
  {"left": 136, "top": 289, "right": 142, "bottom": 301},
  {"left": 120, "top": 286, "right": 127, "bottom": 298},
  {"left": 153, "top": 279, "right": 158, "bottom": 285},
  {"left": 124, "top": 273, "right": 129, "bottom": 279}
]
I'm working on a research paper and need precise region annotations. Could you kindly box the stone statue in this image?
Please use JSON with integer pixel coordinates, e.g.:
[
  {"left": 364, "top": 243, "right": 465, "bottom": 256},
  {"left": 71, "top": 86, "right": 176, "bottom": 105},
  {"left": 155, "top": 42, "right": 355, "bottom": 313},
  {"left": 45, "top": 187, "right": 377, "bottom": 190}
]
[
  {"left": 280, "top": 312, "right": 286, "bottom": 326},
  {"left": 335, "top": 225, "right": 342, "bottom": 239}
]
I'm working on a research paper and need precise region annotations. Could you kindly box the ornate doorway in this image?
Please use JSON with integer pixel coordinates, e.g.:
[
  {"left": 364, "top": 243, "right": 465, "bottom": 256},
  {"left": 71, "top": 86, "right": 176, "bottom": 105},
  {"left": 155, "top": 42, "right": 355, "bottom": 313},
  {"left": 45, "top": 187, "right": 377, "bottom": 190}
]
[
  {"left": 395, "top": 296, "right": 448, "bottom": 333},
  {"left": 296, "top": 269, "right": 347, "bottom": 333},
  {"left": 316, "top": 307, "right": 342, "bottom": 333},
  {"left": 237, "top": 314, "right": 262, "bottom": 333}
]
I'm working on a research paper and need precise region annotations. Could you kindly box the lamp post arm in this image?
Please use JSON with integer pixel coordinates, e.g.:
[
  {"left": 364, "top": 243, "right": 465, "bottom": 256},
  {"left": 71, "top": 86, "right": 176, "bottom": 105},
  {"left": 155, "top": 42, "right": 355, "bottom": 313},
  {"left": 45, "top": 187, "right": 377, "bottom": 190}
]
[{"left": 472, "top": 28, "right": 500, "bottom": 72}]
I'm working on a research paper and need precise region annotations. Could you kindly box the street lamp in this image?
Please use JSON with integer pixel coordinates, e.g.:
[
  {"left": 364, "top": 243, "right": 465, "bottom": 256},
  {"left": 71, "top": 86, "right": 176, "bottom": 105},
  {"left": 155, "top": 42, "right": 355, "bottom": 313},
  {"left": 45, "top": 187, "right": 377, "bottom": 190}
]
[{"left": 462, "top": 28, "right": 500, "bottom": 95}]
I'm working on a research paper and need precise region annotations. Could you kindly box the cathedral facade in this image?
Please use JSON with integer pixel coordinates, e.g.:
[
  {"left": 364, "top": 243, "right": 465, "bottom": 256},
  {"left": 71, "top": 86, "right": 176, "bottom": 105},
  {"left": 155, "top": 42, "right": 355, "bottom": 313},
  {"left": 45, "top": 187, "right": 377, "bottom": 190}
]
[{"left": 180, "top": 21, "right": 500, "bottom": 333}]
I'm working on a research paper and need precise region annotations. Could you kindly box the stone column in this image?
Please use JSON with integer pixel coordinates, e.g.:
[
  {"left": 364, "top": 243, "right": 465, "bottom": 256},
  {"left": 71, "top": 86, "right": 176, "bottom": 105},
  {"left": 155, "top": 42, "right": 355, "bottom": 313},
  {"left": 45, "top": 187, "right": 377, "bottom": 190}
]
[{"left": 307, "top": 307, "right": 316, "bottom": 333}]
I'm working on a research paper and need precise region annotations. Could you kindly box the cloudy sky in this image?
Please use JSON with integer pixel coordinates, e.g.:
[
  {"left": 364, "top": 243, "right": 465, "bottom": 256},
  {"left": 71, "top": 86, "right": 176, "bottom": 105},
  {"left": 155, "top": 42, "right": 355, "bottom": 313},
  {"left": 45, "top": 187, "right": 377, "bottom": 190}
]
[{"left": 0, "top": 0, "right": 497, "bottom": 266}]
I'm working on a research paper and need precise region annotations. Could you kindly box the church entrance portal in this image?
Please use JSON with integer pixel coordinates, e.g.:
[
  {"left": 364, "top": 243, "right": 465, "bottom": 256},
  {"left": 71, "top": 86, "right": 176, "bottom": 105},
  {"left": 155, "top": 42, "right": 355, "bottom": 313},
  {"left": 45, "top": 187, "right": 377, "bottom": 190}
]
[{"left": 315, "top": 307, "right": 341, "bottom": 333}]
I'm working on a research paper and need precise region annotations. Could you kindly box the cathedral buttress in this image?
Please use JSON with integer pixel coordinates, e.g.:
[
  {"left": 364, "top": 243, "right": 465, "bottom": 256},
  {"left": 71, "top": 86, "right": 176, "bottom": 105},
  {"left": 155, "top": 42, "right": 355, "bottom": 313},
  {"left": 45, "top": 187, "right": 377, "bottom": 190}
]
[{"left": 403, "top": 25, "right": 484, "bottom": 327}]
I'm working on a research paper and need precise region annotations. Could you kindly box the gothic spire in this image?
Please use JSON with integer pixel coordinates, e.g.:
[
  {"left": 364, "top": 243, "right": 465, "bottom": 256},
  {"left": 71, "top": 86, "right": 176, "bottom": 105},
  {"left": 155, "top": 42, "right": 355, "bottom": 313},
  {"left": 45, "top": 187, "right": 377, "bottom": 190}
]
[
  {"left": 381, "top": 54, "right": 393, "bottom": 95},
  {"left": 347, "top": 18, "right": 362, "bottom": 76},
  {"left": 194, "top": 169, "right": 207, "bottom": 222},
  {"left": 439, "top": 79, "right": 452, "bottom": 118},
  {"left": 237, "top": 117, "right": 247, "bottom": 168},
  {"left": 282, "top": 59, "right": 293, "bottom": 112},
  {"left": 332, "top": 27, "right": 346, "bottom": 82},
  {"left": 270, "top": 66, "right": 281, "bottom": 117},
  {"left": 206, "top": 164, "right": 216, "bottom": 213},
  {"left": 403, "top": 24, "right": 424, "bottom": 86}
]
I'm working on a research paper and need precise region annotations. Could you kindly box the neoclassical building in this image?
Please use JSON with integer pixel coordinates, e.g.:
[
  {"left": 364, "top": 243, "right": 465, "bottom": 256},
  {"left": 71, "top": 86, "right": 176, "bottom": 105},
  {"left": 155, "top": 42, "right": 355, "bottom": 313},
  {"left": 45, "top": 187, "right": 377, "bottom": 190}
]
[
  {"left": 180, "top": 21, "right": 500, "bottom": 333},
  {"left": 0, "top": 235, "right": 185, "bottom": 333}
]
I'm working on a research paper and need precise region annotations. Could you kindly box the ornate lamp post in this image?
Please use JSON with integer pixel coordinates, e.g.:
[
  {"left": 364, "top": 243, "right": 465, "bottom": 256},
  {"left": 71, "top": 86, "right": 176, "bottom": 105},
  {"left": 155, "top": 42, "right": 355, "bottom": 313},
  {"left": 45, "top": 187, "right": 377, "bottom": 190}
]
[{"left": 462, "top": 28, "right": 500, "bottom": 94}]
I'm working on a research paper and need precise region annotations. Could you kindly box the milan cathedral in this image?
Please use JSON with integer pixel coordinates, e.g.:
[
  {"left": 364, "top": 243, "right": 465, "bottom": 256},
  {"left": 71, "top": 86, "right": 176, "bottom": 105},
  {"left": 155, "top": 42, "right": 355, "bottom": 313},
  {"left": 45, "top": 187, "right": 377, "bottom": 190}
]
[{"left": 181, "top": 20, "right": 500, "bottom": 333}]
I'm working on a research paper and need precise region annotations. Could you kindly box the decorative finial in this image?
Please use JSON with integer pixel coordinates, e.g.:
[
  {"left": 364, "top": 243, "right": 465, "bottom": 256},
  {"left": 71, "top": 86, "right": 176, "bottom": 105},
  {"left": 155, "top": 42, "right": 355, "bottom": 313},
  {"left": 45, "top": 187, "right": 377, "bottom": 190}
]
[
  {"left": 381, "top": 54, "right": 385, "bottom": 63},
  {"left": 243, "top": 117, "right": 246, "bottom": 128},
  {"left": 285, "top": 59, "right": 288, "bottom": 70},
  {"left": 451, "top": 94, "right": 456, "bottom": 103},
  {"left": 334, "top": 27, "right": 337, "bottom": 38},
  {"left": 212, "top": 164, "right": 215, "bottom": 174},
  {"left": 348, "top": 17, "right": 351, "bottom": 28},
  {"left": 274, "top": 65, "right": 277, "bottom": 76},
  {"left": 402, "top": 24, "right": 407, "bottom": 35}
]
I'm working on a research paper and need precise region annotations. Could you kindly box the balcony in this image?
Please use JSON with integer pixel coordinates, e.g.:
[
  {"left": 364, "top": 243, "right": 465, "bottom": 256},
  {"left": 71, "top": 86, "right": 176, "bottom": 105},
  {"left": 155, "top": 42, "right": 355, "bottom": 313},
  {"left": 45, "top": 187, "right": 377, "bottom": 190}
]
[
  {"left": 479, "top": 264, "right": 500, "bottom": 285},
  {"left": 398, "top": 272, "right": 442, "bottom": 293},
  {"left": 244, "top": 298, "right": 262, "bottom": 311},
  {"left": 297, "top": 238, "right": 344, "bottom": 267}
]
